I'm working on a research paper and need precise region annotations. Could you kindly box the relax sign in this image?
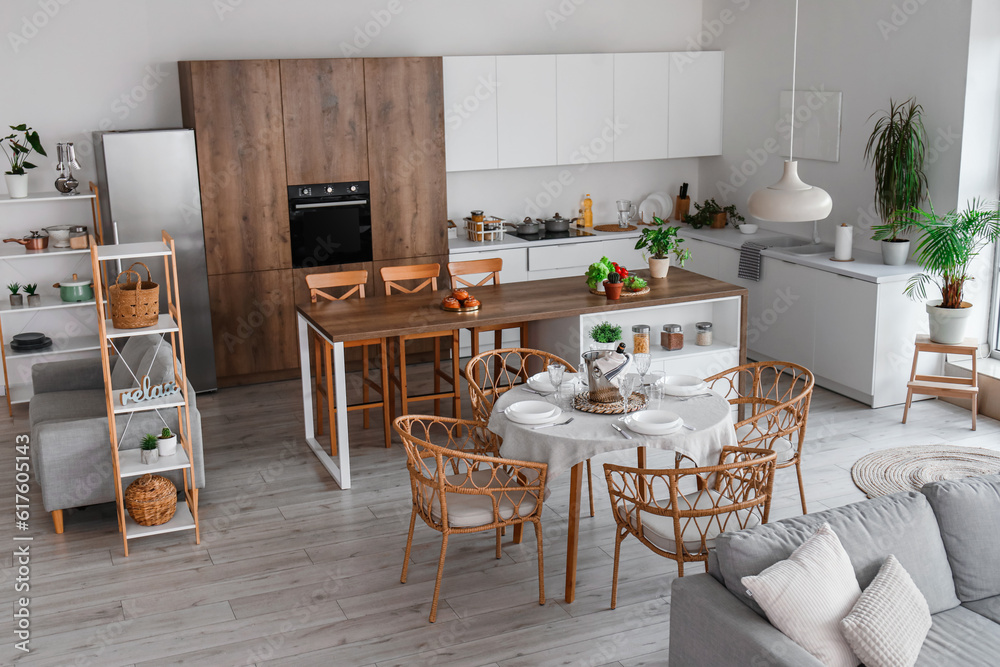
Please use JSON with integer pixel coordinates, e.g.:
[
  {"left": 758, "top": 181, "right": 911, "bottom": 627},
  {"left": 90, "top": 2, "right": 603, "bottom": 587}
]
[{"left": 120, "top": 376, "right": 180, "bottom": 406}]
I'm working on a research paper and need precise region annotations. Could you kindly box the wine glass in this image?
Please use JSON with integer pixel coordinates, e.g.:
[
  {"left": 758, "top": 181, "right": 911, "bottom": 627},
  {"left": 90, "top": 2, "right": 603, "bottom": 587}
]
[
  {"left": 618, "top": 372, "right": 639, "bottom": 417},
  {"left": 633, "top": 353, "right": 652, "bottom": 389},
  {"left": 547, "top": 362, "right": 565, "bottom": 390}
]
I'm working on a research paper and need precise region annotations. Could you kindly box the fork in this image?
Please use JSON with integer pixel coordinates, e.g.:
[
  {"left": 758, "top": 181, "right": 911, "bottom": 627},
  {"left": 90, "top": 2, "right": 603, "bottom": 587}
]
[
  {"left": 674, "top": 392, "right": 714, "bottom": 401},
  {"left": 533, "top": 417, "right": 574, "bottom": 430}
]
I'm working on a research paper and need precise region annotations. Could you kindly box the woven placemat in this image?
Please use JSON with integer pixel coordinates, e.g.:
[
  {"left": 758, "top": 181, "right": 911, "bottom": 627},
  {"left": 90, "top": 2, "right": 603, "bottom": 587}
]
[
  {"left": 573, "top": 391, "right": 646, "bottom": 414},
  {"left": 851, "top": 445, "right": 1000, "bottom": 498},
  {"left": 590, "top": 286, "right": 650, "bottom": 298},
  {"left": 593, "top": 224, "right": 637, "bottom": 233}
]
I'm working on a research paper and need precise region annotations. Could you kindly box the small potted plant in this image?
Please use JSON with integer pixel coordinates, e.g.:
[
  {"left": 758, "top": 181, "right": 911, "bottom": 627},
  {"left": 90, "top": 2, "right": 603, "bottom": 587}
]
[
  {"left": 23, "top": 283, "right": 39, "bottom": 307},
  {"left": 7, "top": 282, "right": 22, "bottom": 307},
  {"left": 2, "top": 124, "right": 46, "bottom": 199},
  {"left": 684, "top": 199, "right": 744, "bottom": 230},
  {"left": 634, "top": 217, "right": 693, "bottom": 279},
  {"left": 157, "top": 427, "right": 178, "bottom": 457},
  {"left": 589, "top": 320, "right": 623, "bottom": 350},
  {"left": 905, "top": 198, "right": 1000, "bottom": 344},
  {"left": 140, "top": 433, "right": 159, "bottom": 465}
]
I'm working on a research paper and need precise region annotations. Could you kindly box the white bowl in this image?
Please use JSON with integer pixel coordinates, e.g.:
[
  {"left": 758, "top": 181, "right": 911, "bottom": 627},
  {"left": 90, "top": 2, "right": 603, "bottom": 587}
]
[
  {"left": 739, "top": 224, "right": 759, "bottom": 235},
  {"left": 527, "top": 371, "right": 578, "bottom": 393},
  {"left": 626, "top": 410, "right": 683, "bottom": 435},
  {"left": 504, "top": 401, "right": 559, "bottom": 425},
  {"left": 660, "top": 375, "right": 708, "bottom": 397}
]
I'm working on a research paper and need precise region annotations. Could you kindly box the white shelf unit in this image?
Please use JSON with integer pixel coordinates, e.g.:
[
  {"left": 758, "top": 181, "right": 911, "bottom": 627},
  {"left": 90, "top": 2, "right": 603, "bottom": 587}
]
[
  {"left": 0, "top": 184, "right": 103, "bottom": 415},
  {"left": 91, "top": 232, "right": 200, "bottom": 556}
]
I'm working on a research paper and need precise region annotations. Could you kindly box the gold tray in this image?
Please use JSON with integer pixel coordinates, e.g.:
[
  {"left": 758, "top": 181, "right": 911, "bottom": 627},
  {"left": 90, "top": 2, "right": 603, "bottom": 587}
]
[
  {"left": 440, "top": 303, "right": 481, "bottom": 313},
  {"left": 573, "top": 391, "right": 646, "bottom": 414}
]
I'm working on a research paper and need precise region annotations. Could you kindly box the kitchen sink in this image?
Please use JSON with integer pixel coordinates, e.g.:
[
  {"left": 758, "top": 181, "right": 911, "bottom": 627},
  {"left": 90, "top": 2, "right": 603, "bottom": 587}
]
[
  {"left": 776, "top": 243, "right": 836, "bottom": 256},
  {"left": 757, "top": 237, "right": 809, "bottom": 248}
]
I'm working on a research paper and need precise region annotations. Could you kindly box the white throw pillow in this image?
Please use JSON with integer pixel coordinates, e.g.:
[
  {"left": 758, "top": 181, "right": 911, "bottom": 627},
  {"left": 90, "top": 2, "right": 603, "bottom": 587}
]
[
  {"left": 840, "top": 554, "right": 931, "bottom": 667},
  {"left": 741, "top": 523, "right": 862, "bottom": 667}
]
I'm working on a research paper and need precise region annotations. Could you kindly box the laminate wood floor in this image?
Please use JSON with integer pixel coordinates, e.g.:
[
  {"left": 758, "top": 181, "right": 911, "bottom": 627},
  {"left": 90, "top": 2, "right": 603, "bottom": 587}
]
[{"left": 3, "top": 366, "right": 996, "bottom": 666}]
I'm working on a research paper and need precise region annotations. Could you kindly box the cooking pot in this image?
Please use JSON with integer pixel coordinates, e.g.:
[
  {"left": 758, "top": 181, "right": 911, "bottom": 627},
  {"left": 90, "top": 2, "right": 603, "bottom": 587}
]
[
  {"left": 44, "top": 225, "right": 72, "bottom": 248},
  {"left": 537, "top": 213, "right": 571, "bottom": 233},
  {"left": 4, "top": 231, "right": 48, "bottom": 250},
  {"left": 52, "top": 274, "right": 94, "bottom": 302},
  {"left": 507, "top": 217, "right": 540, "bottom": 235}
]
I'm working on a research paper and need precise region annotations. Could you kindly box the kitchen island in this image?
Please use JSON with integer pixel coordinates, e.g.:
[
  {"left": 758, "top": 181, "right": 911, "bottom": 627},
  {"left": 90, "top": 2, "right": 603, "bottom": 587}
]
[{"left": 297, "top": 266, "right": 747, "bottom": 489}]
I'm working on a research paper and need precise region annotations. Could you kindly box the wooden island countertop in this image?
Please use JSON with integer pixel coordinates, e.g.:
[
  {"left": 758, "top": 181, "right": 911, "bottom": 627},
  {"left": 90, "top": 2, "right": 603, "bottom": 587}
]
[{"left": 297, "top": 267, "right": 748, "bottom": 343}]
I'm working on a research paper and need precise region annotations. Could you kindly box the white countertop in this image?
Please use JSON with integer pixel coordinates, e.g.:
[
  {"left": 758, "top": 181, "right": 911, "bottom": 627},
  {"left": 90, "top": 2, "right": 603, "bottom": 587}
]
[
  {"left": 449, "top": 223, "right": 642, "bottom": 254},
  {"left": 681, "top": 227, "right": 920, "bottom": 284}
]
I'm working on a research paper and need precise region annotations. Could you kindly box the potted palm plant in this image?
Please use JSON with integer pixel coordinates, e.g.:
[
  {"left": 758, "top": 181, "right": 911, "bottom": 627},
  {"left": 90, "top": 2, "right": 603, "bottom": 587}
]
[
  {"left": 905, "top": 199, "right": 1000, "bottom": 344},
  {"left": 864, "top": 98, "right": 928, "bottom": 266},
  {"left": 634, "top": 217, "right": 693, "bottom": 278},
  {"left": 2, "top": 124, "right": 46, "bottom": 199}
]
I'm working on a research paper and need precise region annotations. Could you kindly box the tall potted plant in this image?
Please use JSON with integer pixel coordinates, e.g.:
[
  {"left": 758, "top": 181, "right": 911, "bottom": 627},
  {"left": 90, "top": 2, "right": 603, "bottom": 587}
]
[
  {"left": 905, "top": 199, "right": 1000, "bottom": 344},
  {"left": 864, "top": 98, "right": 928, "bottom": 266},
  {"left": 634, "top": 216, "right": 692, "bottom": 279},
  {"left": 2, "top": 124, "right": 46, "bottom": 199}
]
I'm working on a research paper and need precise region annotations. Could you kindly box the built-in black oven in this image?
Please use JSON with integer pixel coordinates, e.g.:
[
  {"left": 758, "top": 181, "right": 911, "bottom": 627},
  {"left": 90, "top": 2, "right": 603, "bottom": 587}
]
[{"left": 288, "top": 182, "right": 373, "bottom": 268}]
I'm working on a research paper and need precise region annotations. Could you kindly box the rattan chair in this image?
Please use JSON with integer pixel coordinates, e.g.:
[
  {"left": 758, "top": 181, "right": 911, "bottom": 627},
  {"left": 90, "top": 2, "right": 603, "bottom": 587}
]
[
  {"left": 395, "top": 415, "right": 547, "bottom": 622},
  {"left": 604, "top": 446, "right": 777, "bottom": 607},
  {"left": 465, "top": 348, "right": 595, "bottom": 517},
  {"left": 704, "top": 361, "right": 815, "bottom": 515},
  {"left": 306, "top": 270, "right": 391, "bottom": 453}
]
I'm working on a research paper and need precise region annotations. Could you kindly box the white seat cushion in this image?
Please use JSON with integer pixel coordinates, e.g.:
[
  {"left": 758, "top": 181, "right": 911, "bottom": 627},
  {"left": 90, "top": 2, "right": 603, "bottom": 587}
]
[
  {"left": 735, "top": 424, "right": 796, "bottom": 463},
  {"left": 620, "top": 489, "right": 761, "bottom": 554},
  {"left": 430, "top": 469, "right": 540, "bottom": 528}
]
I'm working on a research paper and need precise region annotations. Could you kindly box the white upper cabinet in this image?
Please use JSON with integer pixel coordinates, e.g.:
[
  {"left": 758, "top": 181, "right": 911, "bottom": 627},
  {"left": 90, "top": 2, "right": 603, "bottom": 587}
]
[
  {"left": 668, "top": 51, "right": 724, "bottom": 157},
  {"left": 613, "top": 52, "right": 671, "bottom": 162},
  {"left": 556, "top": 54, "right": 615, "bottom": 165},
  {"left": 496, "top": 55, "right": 557, "bottom": 169},
  {"left": 443, "top": 56, "right": 499, "bottom": 172}
]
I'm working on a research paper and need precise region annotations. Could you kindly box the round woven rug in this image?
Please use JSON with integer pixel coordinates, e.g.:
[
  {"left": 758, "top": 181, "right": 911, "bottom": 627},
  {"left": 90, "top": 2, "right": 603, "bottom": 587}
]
[{"left": 851, "top": 445, "right": 1000, "bottom": 498}]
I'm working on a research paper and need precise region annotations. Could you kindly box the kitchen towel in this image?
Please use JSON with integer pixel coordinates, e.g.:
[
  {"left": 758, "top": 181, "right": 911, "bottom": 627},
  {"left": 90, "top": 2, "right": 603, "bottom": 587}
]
[{"left": 738, "top": 241, "right": 768, "bottom": 281}]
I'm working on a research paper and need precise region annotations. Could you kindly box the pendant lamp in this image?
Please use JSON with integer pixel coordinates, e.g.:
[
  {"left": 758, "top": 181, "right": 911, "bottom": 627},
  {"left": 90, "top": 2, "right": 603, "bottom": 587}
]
[{"left": 747, "top": 0, "right": 832, "bottom": 223}]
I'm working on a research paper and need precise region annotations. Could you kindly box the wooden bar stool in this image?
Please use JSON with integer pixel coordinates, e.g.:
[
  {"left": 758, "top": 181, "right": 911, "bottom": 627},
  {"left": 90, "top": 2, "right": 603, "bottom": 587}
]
[
  {"left": 380, "top": 263, "right": 461, "bottom": 420},
  {"left": 306, "top": 270, "right": 391, "bottom": 453},
  {"left": 447, "top": 258, "right": 527, "bottom": 384},
  {"left": 902, "top": 335, "right": 979, "bottom": 430}
]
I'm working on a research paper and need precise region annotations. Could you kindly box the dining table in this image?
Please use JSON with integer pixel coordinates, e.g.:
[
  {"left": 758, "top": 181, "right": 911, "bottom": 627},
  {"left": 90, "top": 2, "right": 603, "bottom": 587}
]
[{"left": 487, "top": 383, "right": 739, "bottom": 602}]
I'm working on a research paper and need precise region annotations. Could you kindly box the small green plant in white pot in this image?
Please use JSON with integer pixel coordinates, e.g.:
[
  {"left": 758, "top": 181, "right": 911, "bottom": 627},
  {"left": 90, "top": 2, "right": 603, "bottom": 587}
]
[
  {"left": 2, "top": 124, "right": 46, "bottom": 199},
  {"left": 905, "top": 199, "right": 1000, "bottom": 344},
  {"left": 589, "top": 321, "right": 622, "bottom": 350},
  {"left": 634, "top": 217, "right": 692, "bottom": 279},
  {"left": 157, "top": 427, "right": 178, "bottom": 457},
  {"left": 7, "top": 282, "right": 21, "bottom": 308},
  {"left": 140, "top": 433, "right": 159, "bottom": 465}
]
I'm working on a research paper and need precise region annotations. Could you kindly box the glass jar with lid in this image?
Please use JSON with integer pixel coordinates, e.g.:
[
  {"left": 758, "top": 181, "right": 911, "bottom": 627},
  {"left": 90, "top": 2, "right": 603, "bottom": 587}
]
[
  {"left": 661, "top": 324, "right": 683, "bottom": 351},
  {"left": 696, "top": 321, "right": 713, "bottom": 346},
  {"left": 631, "top": 324, "right": 650, "bottom": 354},
  {"left": 69, "top": 225, "right": 89, "bottom": 249}
]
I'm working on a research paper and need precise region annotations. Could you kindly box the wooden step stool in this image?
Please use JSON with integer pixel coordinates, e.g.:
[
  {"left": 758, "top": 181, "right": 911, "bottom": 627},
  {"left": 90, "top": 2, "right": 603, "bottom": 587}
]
[{"left": 902, "top": 335, "right": 979, "bottom": 430}]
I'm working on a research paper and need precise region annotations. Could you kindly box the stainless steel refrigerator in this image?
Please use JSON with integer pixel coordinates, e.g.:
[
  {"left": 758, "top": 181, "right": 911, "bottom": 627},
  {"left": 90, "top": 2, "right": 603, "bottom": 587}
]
[{"left": 93, "top": 129, "right": 217, "bottom": 392}]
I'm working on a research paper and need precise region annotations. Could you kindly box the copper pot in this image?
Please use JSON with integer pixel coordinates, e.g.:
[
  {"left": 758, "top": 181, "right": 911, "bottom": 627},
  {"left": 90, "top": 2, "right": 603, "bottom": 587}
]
[{"left": 4, "top": 231, "right": 48, "bottom": 250}]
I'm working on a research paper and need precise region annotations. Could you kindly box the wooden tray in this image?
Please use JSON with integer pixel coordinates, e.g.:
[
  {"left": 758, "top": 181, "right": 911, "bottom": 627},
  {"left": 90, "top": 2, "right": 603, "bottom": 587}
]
[
  {"left": 590, "top": 286, "right": 650, "bottom": 298},
  {"left": 573, "top": 391, "right": 646, "bottom": 414},
  {"left": 441, "top": 302, "right": 481, "bottom": 313}
]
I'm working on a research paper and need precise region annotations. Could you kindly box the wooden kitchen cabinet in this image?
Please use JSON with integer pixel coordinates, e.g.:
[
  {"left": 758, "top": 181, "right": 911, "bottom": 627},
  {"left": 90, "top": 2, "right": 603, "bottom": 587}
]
[
  {"left": 496, "top": 55, "right": 558, "bottom": 169},
  {"left": 280, "top": 58, "right": 369, "bottom": 185},
  {"left": 364, "top": 57, "right": 448, "bottom": 262},
  {"left": 443, "top": 56, "right": 499, "bottom": 172},
  {"left": 178, "top": 59, "right": 291, "bottom": 275},
  {"left": 556, "top": 54, "right": 615, "bottom": 165},
  {"left": 668, "top": 52, "right": 724, "bottom": 158},
  {"left": 613, "top": 52, "right": 671, "bottom": 162},
  {"left": 208, "top": 269, "right": 298, "bottom": 384}
]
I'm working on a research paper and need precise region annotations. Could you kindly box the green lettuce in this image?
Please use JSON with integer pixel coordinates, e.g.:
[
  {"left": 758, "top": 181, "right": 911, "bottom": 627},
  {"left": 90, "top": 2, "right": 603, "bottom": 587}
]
[{"left": 585, "top": 256, "right": 615, "bottom": 289}]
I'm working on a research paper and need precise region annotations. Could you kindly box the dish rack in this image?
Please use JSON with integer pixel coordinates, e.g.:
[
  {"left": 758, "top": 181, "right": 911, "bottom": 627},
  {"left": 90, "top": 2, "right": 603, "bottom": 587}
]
[{"left": 465, "top": 216, "right": 505, "bottom": 242}]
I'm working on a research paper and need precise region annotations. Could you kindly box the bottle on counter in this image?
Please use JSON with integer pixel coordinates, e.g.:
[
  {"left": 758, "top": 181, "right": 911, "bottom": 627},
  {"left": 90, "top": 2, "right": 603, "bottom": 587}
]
[
  {"left": 582, "top": 194, "right": 593, "bottom": 227},
  {"left": 661, "top": 324, "right": 683, "bottom": 351}
]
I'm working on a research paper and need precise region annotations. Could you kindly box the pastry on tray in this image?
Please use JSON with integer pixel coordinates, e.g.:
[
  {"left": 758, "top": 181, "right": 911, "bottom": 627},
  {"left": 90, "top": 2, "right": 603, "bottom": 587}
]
[
  {"left": 452, "top": 288, "right": 470, "bottom": 301},
  {"left": 441, "top": 296, "right": 461, "bottom": 310},
  {"left": 463, "top": 297, "right": 480, "bottom": 308}
]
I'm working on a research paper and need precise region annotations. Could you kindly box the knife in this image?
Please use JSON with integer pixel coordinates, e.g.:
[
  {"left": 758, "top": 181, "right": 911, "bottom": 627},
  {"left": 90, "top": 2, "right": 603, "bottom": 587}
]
[{"left": 611, "top": 423, "right": 632, "bottom": 440}]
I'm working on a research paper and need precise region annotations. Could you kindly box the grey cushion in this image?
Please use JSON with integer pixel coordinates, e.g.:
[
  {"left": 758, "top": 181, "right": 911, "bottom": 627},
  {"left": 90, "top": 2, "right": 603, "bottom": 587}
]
[
  {"left": 110, "top": 336, "right": 155, "bottom": 389},
  {"left": 29, "top": 389, "right": 106, "bottom": 425},
  {"left": 32, "top": 357, "right": 105, "bottom": 394},
  {"left": 914, "top": 606, "right": 1000, "bottom": 666},
  {"left": 921, "top": 474, "right": 1000, "bottom": 602},
  {"left": 136, "top": 339, "right": 176, "bottom": 386},
  {"left": 714, "top": 492, "right": 960, "bottom": 617},
  {"left": 962, "top": 596, "right": 1000, "bottom": 625}
]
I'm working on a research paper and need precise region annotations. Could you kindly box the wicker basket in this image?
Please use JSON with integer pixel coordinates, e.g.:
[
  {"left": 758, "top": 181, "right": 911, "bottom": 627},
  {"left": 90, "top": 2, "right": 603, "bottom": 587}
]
[
  {"left": 124, "top": 474, "right": 177, "bottom": 526},
  {"left": 109, "top": 262, "right": 159, "bottom": 329}
]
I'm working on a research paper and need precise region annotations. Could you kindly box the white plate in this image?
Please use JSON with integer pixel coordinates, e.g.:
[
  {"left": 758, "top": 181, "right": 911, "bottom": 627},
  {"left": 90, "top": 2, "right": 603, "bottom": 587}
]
[
  {"left": 527, "top": 371, "right": 578, "bottom": 393},
  {"left": 638, "top": 197, "right": 661, "bottom": 225},
  {"left": 625, "top": 413, "right": 684, "bottom": 436},
  {"left": 649, "top": 192, "right": 674, "bottom": 220},
  {"left": 504, "top": 401, "right": 559, "bottom": 425},
  {"left": 659, "top": 375, "right": 708, "bottom": 396}
]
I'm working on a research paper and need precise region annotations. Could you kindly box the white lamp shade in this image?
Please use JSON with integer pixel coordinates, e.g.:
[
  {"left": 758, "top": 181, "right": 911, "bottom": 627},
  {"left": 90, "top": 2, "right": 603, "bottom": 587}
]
[{"left": 747, "top": 160, "right": 832, "bottom": 222}]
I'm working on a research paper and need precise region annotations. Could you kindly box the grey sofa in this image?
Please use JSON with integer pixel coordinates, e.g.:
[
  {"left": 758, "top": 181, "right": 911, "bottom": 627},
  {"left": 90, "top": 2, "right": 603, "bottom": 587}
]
[
  {"left": 670, "top": 474, "right": 1000, "bottom": 666},
  {"left": 29, "top": 336, "right": 204, "bottom": 533}
]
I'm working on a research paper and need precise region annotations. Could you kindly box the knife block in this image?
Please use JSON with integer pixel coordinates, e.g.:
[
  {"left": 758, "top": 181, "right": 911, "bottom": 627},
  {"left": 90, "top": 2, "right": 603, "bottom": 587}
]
[{"left": 674, "top": 196, "right": 690, "bottom": 221}]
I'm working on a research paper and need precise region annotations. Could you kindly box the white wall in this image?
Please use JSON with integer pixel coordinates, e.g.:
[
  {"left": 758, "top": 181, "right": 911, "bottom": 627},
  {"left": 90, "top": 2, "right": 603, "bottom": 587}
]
[{"left": 0, "top": 0, "right": 704, "bottom": 227}]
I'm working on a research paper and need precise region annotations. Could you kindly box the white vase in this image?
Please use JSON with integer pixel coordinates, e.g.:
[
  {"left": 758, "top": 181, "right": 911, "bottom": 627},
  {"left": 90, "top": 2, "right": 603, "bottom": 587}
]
[
  {"left": 926, "top": 300, "right": 973, "bottom": 345},
  {"left": 141, "top": 449, "right": 159, "bottom": 465},
  {"left": 157, "top": 434, "right": 178, "bottom": 457},
  {"left": 881, "top": 239, "right": 910, "bottom": 266},
  {"left": 649, "top": 256, "right": 671, "bottom": 279},
  {"left": 4, "top": 173, "right": 28, "bottom": 199}
]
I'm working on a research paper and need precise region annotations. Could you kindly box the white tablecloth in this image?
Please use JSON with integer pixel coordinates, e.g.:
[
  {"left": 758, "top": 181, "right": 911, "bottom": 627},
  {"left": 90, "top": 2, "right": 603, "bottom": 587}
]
[{"left": 487, "top": 386, "right": 738, "bottom": 479}]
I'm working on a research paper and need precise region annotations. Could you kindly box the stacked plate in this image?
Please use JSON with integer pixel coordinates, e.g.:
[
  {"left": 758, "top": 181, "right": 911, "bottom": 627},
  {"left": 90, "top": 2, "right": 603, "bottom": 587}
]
[
  {"left": 638, "top": 192, "right": 674, "bottom": 224},
  {"left": 11, "top": 332, "right": 52, "bottom": 352},
  {"left": 659, "top": 375, "right": 709, "bottom": 397},
  {"left": 504, "top": 400, "right": 562, "bottom": 426},
  {"left": 526, "top": 371, "right": 578, "bottom": 394},
  {"left": 624, "top": 409, "right": 683, "bottom": 435}
]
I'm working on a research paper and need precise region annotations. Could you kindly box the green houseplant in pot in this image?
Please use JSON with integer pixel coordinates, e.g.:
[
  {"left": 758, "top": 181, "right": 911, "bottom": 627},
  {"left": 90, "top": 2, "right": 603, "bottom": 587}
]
[
  {"left": 23, "top": 283, "right": 39, "bottom": 307},
  {"left": 589, "top": 320, "right": 622, "bottom": 351},
  {"left": 140, "top": 433, "right": 159, "bottom": 465},
  {"left": 905, "top": 199, "right": 1000, "bottom": 344},
  {"left": 157, "top": 427, "right": 178, "bottom": 457},
  {"left": 635, "top": 217, "right": 692, "bottom": 278},
  {"left": 7, "top": 282, "right": 21, "bottom": 308},
  {"left": 864, "top": 98, "right": 928, "bottom": 266},
  {"left": 684, "top": 199, "right": 743, "bottom": 230},
  {"left": 2, "top": 124, "right": 46, "bottom": 199}
]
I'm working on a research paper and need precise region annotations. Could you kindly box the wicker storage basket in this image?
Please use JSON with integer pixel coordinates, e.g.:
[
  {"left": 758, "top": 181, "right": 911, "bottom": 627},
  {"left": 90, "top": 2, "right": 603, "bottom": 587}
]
[
  {"left": 124, "top": 474, "right": 177, "bottom": 526},
  {"left": 109, "top": 262, "right": 159, "bottom": 329}
]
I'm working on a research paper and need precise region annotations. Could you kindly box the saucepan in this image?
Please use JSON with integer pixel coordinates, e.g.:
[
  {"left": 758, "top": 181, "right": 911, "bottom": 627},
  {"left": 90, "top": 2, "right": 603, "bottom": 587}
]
[
  {"left": 4, "top": 230, "right": 48, "bottom": 250},
  {"left": 52, "top": 274, "right": 94, "bottom": 302},
  {"left": 536, "top": 213, "right": 571, "bottom": 233},
  {"left": 507, "top": 217, "right": 541, "bottom": 235}
]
